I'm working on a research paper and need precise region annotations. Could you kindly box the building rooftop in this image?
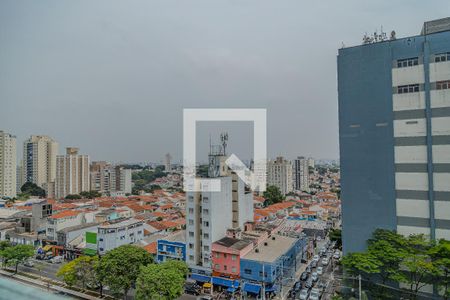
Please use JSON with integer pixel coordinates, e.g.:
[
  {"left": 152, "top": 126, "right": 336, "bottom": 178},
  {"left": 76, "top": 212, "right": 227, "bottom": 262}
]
[
  {"left": 160, "top": 230, "right": 186, "bottom": 242},
  {"left": 48, "top": 210, "right": 81, "bottom": 219},
  {"left": 421, "top": 17, "right": 450, "bottom": 35},
  {"left": 57, "top": 222, "right": 100, "bottom": 234},
  {"left": 242, "top": 234, "right": 297, "bottom": 263},
  {"left": 98, "top": 218, "right": 143, "bottom": 229},
  {"left": 214, "top": 236, "right": 252, "bottom": 251}
]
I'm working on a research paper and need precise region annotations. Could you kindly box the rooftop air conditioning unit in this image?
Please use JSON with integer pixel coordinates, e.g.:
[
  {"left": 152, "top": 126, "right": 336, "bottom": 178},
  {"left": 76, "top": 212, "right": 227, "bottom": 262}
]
[
  {"left": 264, "top": 242, "right": 268, "bottom": 246},
  {"left": 255, "top": 248, "right": 259, "bottom": 253},
  {"left": 272, "top": 236, "right": 276, "bottom": 240}
]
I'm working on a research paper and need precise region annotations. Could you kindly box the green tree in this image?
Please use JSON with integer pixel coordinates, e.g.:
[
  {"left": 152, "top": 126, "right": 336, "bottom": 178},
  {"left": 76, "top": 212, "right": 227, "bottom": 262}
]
[
  {"left": 21, "top": 182, "right": 46, "bottom": 197},
  {"left": 79, "top": 191, "right": 101, "bottom": 199},
  {"left": 65, "top": 194, "right": 82, "bottom": 199},
  {"left": 57, "top": 256, "right": 100, "bottom": 289},
  {"left": 1, "top": 244, "right": 35, "bottom": 273},
  {"left": 390, "top": 234, "right": 437, "bottom": 298},
  {"left": 0, "top": 241, "right": 12, "bottom": 268},
  {"left": 135, "top": 261, "right": 186, "bottom": 300},
  {"left": 329, "top": 229, "right": 342, "bottom": 249},
  {"left": 97, "top": 245, "right": 152, "bottom": 298},
  {"left": 341, "top": 252, "right": 381, "bottom": 279},
  {"left": 429, "top": 239, "right": 450, "bottom": 299},
  {"left": 263, "top": 185, "right": 285, "bottom": 206}
]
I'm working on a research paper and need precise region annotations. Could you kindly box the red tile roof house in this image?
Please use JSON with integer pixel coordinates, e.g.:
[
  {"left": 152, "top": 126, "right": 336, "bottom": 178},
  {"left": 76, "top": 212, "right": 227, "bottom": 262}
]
[{"left": 212, "top": 237, "right": 254, "bottom": 279}]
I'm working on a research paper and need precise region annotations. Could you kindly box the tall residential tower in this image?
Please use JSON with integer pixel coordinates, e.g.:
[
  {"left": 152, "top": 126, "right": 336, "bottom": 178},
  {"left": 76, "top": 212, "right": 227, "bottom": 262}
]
[
  {"left": 0, "top": 131, "right": 17, "bottom": 198},
  {"left": 338, "top": 18, "right": 450, "bottom": 254}
]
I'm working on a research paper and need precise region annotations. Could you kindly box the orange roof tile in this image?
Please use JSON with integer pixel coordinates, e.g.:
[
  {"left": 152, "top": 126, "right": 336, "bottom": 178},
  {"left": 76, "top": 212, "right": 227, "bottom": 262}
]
[
  {"left": 143, "top": 242, "right": 157, "bottom": 254},
  {"left": 49, "top": 210, "right": 81, "bottom": 219}
]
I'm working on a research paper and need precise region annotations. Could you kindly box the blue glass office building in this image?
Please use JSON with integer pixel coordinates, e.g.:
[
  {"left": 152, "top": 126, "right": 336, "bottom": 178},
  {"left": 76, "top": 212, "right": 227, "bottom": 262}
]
[{"left": 338, "top": 18, "right": 450, "bottom": 254}]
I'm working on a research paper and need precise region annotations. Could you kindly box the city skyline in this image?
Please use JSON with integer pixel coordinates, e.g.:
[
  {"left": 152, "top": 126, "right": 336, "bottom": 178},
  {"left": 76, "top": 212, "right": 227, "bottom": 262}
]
[{"left": 2, "top": 1, "right": 449, "bottom": 162}]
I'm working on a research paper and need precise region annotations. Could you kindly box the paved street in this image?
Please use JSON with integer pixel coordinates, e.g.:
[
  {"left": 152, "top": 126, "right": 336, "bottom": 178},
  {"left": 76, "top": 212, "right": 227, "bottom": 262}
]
[{"left": 17, "top": 259, "right": 65, "bottom": 281}]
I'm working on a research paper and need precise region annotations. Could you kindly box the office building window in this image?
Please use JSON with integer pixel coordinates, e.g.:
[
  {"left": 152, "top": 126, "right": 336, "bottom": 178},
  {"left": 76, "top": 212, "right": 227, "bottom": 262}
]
[
  {"left": 435, "top": 52, "right": 450, "bottom": 63},
  {"left": 437, "top": 80, "right": 450, "bottom": 90},
  {"left": 203, "top": 233, "right": 209, "bottom": 239},
  {"left": 397, "top": 57, "right": 419, "bottom": 68},
  {"left": 189, "top": 231, "right": 194, "bottom": 237},
  {"left": 397, "top": 84, "right": 419, "bottom": 94},
  {"left": 244, "top": 269, "right": 252, "bottom": 275},
  {"left": 188, "top": 219, "right": 194, "bottom": 225},
  {"left": 204, "top": 245, "right": 209, "bottom": 251},
  {"left": 203, "top": 221, "right": 209, "bottom": 227}
]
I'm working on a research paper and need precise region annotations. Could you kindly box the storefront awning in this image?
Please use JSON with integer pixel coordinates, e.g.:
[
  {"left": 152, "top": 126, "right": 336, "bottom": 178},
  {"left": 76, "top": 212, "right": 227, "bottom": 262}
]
[
  {"left": 226, "top": 287, "right": 237, "bottom": 293},
  {"left": 243, "top": 282, "right": 261, "bottom": 294},
  {"left": 190, "top": 273, "right": 211, "bottom": 283},
  {"left": 42, "top": 245, "right": 52, "bottom": 252},
  {"left": 212, "top": 277, "right": 239, "bottom": 288}
]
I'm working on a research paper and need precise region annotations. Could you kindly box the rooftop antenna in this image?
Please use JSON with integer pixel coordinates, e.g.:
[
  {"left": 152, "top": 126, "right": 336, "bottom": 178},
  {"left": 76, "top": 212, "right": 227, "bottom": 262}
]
[{"left": 220, "top": 132, "right": 228, "bottom": 156}]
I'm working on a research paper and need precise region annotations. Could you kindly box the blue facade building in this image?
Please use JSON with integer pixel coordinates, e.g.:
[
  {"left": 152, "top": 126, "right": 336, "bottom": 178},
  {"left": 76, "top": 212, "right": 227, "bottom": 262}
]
[
  {"left": 156, "top": 230, "right": 186, "bottom": 263},
  {"left": 240, "top": 235, "right": 307, "bottom": 294},
  {"left": 338, "top": 18, "right": 450, "bottom": 254}
]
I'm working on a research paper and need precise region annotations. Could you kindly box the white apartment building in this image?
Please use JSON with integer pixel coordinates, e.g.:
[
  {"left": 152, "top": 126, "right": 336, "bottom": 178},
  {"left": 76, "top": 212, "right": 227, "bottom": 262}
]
[
  {"left": 97, "top": 218, "right": 144, "bottom": 254},
  {"left": 55, "top": 147, "right": 90, "bottom": 199},
  {"left": 186, "top": 143, "right": 254, "bottom": 273},
  {"left": 293, "top": 156, "right": 310, "bottom": 192},
  {"left": 23, "top": 135, "right": 58, "bottom": 192},
  {"left": 0, "top": 131, "right": 17, "bottom": 198},
  {"left": 267, "top": 156, "right": 293, "bottom": 195}
]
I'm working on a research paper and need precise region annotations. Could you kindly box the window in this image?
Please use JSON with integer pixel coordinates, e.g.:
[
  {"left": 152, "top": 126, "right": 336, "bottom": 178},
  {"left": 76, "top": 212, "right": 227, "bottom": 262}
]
[
  {"left": 189, "top": 243, "right": 194, "bottom": 249},
  {"left": 203, "top": 233, "right": 209, "bottom": 239},
  {"left": 189, "top": 231, "right": 194, "bottom": 237},
  {"left": 188, "top": 219, "right": 194, "bottom": 225},
  {"left": 224, "top": 253, "right": 227, "bottom": 259},
  {"left": 215, "top": 252, "right": 220, "bottom": 258},
  {"left": 203, "top": 221, "right": 209, "bottom": 227},
  {"left": 232, "top": 267, "right": 237, "bottom": 273},
  {"left": 397, "top": 57, "right": 419, "bottom": 68},
  {"left": 204, "top": 245, "right": 209, "bottom": 251},
  {"left": 244, "top": 269, "right": 252, "bottom": 275},
  {"left": 203, "top": 209, "right": 209, "bottom": 215},
  {"left": 224, "top": 265, "right": 227, "bottom": 271},
  {"left": 215, "top": 264, "right": 220, "bottom": 270},
  {"left": 189, "top": 255, "right": 194, "bottom": 261},
  {"left": 435, "top": 52, "right": 450, "bottom": 63},
  {"left": 231, "top": 254, "right": 237, "bottom": 261},
  {"left": 259, "top": 271, "right": 267, "bottom": 278},
  {"left": 437, "top": 80, "right": 450, "bottom": 90},
  {"left": 188, "top": 208, "right": 194, "bottom": 214},
  {"left": 397, "top": 84, "right": 420, "bottom": 94}
]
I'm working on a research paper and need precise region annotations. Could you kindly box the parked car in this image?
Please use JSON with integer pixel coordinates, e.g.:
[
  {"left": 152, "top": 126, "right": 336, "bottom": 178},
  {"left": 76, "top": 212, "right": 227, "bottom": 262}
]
[
  {"left": 311, "top": 272, "right": 318, "bottom": 282},
  {"left": 50, "top": 256, "right": 63, "bottom": 264},
  {"left": 23, "top": 260, "right": 34, "bottom": 267},
  {"left": 309, "top": 287, "right": 321, "bottom": 300},
  {"left": 317, "top": 280, "right": 327, "bottom": 291},
  {"left": 306, "top": 265, "right": 312, "bottom": 274},
  {"left": 312, "top": 255, "right": 319, "bottom": 262},
  {"left": 300, "top": 271, "right": 308, "bottom": 281},
  {"left": 299, "top": 288, "right": 309, "bottom": 300},
  {"left": 333, "top": 250, "right": 341, "bottom": 259},
  {"left": 321, "top": 257, "right": 329, "bottom": 266},
  {"left": 316, "top": 236, "right": 322, "bottom": 241},
  {"left": 316, "top": 266, "right": 323, "bottom": 275},
  {"left": 184, "top": 282, "right": 201, "bottom": 295},
  {"left": 304, "top": 278, "right": 313, "bottom": 289},
  {"left": 293, "top": 281, "right": 302, "bottom": 291},
  {"left": 310, "top": 260, "right": 317, "bottom": 268}
]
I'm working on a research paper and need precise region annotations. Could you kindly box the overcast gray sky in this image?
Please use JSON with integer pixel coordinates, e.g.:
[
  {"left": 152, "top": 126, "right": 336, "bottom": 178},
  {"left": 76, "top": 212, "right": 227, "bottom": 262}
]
[{"left": 1, "top": 1, "right": 449, "bottom": 164}]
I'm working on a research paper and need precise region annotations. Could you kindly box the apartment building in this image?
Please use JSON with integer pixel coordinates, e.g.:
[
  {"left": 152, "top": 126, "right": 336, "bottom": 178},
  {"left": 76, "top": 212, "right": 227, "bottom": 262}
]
[
  {"left": 0, "top": 131, "right": 17, "bottom": 198},
  {"left": 97, "top": 218, "right": 144, "bottom": 255},
  {"left": 267, "top": 157, "right": 293, "bottom": 195},
  {"left": 23, "top": 135, "right": 58, "bottom": 192},
  {"left": 186, "top": 141, "right": 254, "bottom": 274},
  {"left": 46, "top": 210, "right": 85, "bottom": 241},
  {"left": 338, "top": 18, "right": 450, "bottom": 254},
  {"left": 90, "top": 162, "right": 132, "bottom": 196},
  {"left": 55, "top": 147, "right": 90, "bottom": 199},
  {"left": 293, "top": 156, "right": 310, "bottom": 192}
]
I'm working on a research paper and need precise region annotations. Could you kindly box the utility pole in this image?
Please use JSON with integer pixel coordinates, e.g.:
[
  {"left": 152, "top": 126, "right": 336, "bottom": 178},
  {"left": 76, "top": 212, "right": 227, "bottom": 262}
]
[
  {"left": 262, "top": 264, "right": 265, "bottom": 300},
  {"left": 358, "top": 274, "right": 362, "bottom": 300}
]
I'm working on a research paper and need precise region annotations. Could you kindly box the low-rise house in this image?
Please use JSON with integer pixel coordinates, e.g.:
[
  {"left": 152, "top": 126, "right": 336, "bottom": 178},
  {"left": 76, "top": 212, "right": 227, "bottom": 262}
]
[
  {"left": 211, "top": 236, "right": 253, "bottom": 278},
  {"left": 156, "top": 230, "right": 186, "bottom": 263},
  {"left": 46, "top": 210, "right": 85, "bottom": 241}
]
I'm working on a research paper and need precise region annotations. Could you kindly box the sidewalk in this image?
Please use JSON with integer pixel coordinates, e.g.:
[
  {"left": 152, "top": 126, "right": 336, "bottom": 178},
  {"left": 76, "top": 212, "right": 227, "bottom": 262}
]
[{"left": 0, "top": 269, "right": 101, "bottom": 300}]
